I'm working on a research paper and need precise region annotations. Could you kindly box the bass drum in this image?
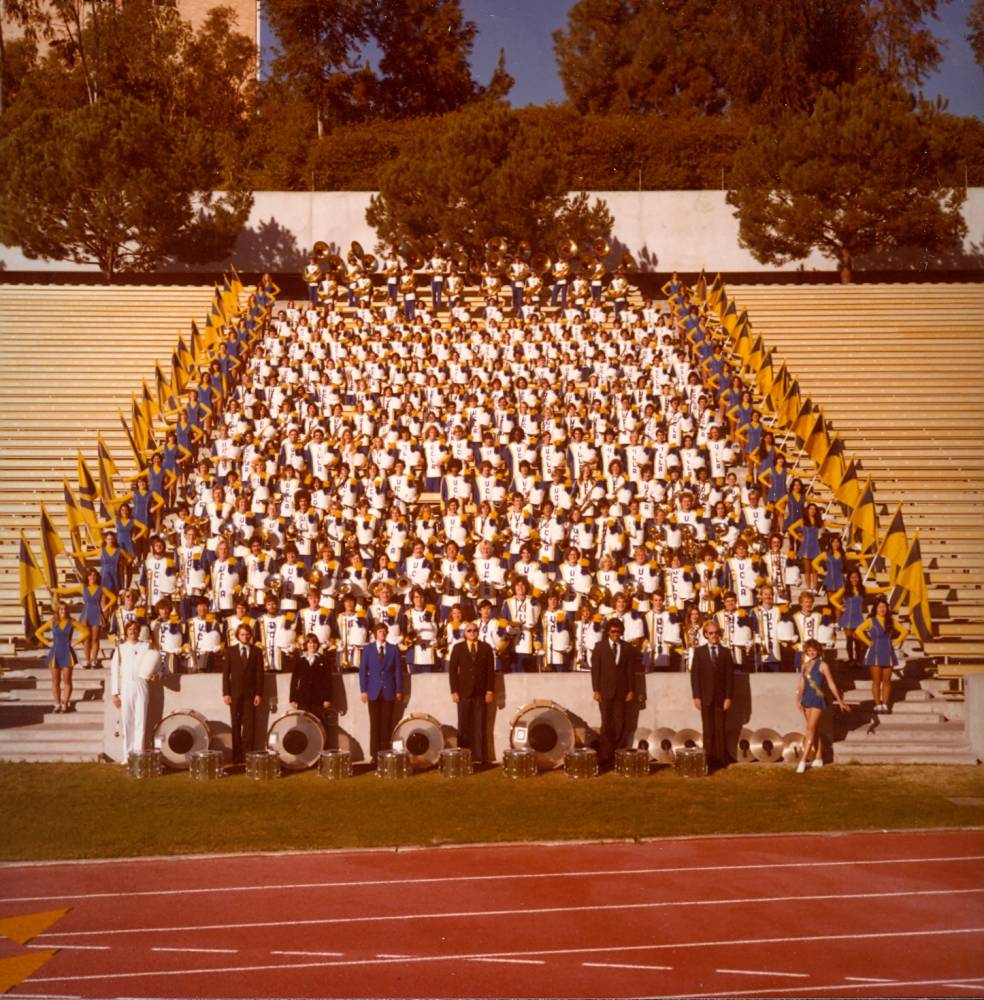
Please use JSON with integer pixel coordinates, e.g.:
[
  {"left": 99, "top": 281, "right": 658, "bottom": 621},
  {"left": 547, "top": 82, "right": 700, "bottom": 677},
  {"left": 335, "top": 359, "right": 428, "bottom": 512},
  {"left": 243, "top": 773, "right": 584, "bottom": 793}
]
[
  {"left": 154, "top": 709, "right": 211, "bottom": 770},
  {"left": 508, "top": 700, "right": 575, "bottom": 771},
  {"left": 391, "top": 713, "right": 444, "bottom": 771},
  {"left": 267, "top": 710, "right": 326, "bottom": 770}
]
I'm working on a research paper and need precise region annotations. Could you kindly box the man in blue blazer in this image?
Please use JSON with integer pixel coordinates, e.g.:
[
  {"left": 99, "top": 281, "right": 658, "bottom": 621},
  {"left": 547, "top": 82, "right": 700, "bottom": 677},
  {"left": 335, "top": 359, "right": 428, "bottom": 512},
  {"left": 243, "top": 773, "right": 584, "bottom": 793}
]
[{"left": 360, "top": 622, "right": 404, "bottom": 765}]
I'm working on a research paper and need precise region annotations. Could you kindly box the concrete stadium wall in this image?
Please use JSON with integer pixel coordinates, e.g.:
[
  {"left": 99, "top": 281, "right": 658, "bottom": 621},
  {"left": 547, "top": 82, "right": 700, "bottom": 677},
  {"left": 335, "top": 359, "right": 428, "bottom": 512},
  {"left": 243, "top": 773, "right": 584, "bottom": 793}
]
[
  {"left": 103, "top": 670, "right": 808, "bottom": 766},
  {"left": 5, "top": 189, "right": 983, "bottom": 275},
  {"left": 967, "top": 675, "right": 984, "bottom": 763}
]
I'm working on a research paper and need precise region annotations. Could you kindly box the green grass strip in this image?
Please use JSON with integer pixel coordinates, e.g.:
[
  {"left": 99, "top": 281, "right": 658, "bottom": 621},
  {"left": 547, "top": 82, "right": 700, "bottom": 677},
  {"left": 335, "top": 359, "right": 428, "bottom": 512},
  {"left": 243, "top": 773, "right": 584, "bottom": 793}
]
[{"left": 1, "top": 762, "right": 982, "bottom": 862}]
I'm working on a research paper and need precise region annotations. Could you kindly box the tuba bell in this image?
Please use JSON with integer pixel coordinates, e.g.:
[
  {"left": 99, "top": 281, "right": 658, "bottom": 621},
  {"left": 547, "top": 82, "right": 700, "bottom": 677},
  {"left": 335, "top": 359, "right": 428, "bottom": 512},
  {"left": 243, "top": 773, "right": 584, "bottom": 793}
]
[{"left": 558, "top": 238, "right": 578, "bottom": 259}]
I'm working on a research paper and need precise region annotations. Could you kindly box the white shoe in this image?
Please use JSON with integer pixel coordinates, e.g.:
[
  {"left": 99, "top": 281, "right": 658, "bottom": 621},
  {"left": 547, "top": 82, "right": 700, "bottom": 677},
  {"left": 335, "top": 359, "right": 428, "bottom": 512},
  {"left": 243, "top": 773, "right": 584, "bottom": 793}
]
[
  {"left": 796, "top": 761, "right": 807, "bottom": 774},
  {"left": 811, "top": 758, "right": 824, "bottom": 768},
  {"left": 53, "top": 704, "right": 63, "bottom": 714}
]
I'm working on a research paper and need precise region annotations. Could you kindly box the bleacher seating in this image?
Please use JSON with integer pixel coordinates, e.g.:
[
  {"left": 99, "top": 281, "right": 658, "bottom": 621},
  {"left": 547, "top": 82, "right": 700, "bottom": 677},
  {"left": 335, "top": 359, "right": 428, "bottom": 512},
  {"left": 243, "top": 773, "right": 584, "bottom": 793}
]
[
  {"left": 728, "top": 283, "right": 984, "bottom": 673},
  {"left": 0, "top": 285, "right": 220, "bottom": 651}
]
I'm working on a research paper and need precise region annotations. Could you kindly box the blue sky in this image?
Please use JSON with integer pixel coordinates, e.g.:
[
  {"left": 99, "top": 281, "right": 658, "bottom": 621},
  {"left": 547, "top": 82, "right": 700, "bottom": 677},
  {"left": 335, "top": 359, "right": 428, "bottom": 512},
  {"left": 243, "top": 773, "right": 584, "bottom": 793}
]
[{"left": 262, "top": 0, "right": 983, "bottom": 120}]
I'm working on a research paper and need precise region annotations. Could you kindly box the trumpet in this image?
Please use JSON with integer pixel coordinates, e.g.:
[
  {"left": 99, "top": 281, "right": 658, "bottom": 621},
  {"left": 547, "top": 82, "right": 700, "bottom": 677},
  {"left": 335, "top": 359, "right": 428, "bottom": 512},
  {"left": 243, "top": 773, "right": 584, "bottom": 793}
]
[
  {"left": 395, "top": 575, "right": 412, "bottom": 596},
  {"left": 266, "top": 574, "right": 283, "bottom": 595}
]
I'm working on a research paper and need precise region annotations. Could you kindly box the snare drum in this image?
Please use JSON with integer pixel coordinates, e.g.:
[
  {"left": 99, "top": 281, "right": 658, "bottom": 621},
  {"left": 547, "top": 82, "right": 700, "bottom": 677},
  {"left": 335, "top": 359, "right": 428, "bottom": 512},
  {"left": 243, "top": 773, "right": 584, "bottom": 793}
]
[
  {"left": 614, "top": 747, "right": 650, "bottom": 777},
  {"left": 189, "top": 749, "right": 223, "bottom": 780},
  {"left": 245, "top": 750, "right": 280, "bottom": 781},
  {"left": 439, "top": 747, "right": 473, "bottom": 779},
  {"left": 127, "top": 749, "right": 163, "bottom": 779},
  {"left": 318, "top": 749, "right": 352, "bottom": 780},
  {"left": 376, "top": 749, "right": 412, "bottom": 779},
  {"left": 564, "top": 747, "right": 599, "bottom": 779},
  {"left": 501, "top": 747, "right": 537, "bottom": 779},
  {"left": 673, "top": 747, "right": 708, "bottom": 778}
]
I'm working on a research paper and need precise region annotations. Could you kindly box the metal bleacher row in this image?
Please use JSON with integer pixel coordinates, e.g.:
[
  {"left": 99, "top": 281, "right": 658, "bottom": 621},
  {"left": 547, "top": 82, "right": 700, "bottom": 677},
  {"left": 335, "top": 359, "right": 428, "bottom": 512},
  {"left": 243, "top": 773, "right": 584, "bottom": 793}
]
[{"left": 728, "top": 283, "right": 984, "bottom": 673}]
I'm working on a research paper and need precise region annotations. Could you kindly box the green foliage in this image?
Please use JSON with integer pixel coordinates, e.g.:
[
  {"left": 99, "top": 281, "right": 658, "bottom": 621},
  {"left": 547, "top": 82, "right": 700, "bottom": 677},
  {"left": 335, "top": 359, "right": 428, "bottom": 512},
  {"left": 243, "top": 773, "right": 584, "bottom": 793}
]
[
  {"left": 969, "top": 0, "right": 984, "bottom": 72},
  {"left": 726, "top": 76, "right": 968, "bottom": 282},
  {"left": 553, "top": 0, "right": 948, "bottom": 119},
  {"left": 0, "top": 97, "right": 250, "bottom": 279},
  {"left": 262, "top": 0, "right": 373, "bottom": 138},
  {"left": 365, "top": 99, "right": 612, "bottom": 256},
  {"left": 368, "top": 0, "right": 511, "bottom": 117}
]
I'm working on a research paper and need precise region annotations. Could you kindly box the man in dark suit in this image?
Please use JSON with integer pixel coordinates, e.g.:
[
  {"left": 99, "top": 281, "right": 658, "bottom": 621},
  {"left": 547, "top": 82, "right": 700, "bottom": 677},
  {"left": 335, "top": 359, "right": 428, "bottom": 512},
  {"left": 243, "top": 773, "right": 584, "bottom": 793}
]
[
  {"left": 449, "top": 622, "right": 496, "bottom": 766},
  {"left": 222, "top": 622, "right": 265, "bottom": 765},
  {"left": 690, "top": 621, "right": 735, "bottom": 769},
  {"left": 359, "top": 622, "right": 404, "bottom": 764},
  {"left": 590, "top": 618, "right": 637, "bottom": 765}
]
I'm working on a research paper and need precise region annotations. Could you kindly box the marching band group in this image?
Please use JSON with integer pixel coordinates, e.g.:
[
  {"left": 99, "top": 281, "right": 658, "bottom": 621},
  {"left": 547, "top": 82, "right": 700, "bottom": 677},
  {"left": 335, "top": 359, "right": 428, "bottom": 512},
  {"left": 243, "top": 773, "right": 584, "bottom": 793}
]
[{"left": 44, "top": 255, "right": 908, "bottom": 716}]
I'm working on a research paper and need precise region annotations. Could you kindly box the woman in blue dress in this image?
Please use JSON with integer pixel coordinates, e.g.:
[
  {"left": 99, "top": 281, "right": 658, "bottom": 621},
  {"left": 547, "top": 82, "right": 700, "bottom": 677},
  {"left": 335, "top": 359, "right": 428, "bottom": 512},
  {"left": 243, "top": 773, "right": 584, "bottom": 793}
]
[
  {"left": 856, "top": 597, "right": 908, "bottom": 713},
  {"left": 81, "top": 567, "right": 111, "bottom": 668},
  {"left": 813, "top": 532, "right": 847, "bottom": 615},
  {"left": 783, "top": 477, "right": 806, "bottom": 547},
  {"left": 796, "top": 638, "right": 849, "bottom": 772},
  {"left": 794, "top": 503, "right": 823, "bottom": 592},
  {"left": 36, "top": 603, "right": 88, "bottom": 712},
  {"left": 838, "top": 568, "right": 869, "bottom": 667}
]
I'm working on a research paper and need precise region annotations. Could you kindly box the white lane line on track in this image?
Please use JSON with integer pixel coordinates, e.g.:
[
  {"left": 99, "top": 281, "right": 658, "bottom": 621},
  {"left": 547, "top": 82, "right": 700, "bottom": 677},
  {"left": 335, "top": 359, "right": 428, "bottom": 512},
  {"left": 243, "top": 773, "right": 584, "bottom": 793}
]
[
  {"left": 716, "top": 968, "right": 810, "bottom": 978},
  {"left": 151, "top": 947, "right": 237, "bottom": 954},
  {"left": 4, "top": 853, "right": 982, "bottom": 904},
  {"left": 944, "top": 984, "right": 984, "bottom": 992},
  {"left": 583, "top": 962, "right": 674, "bottom": 971},
  {"left": 375, "top": 953, "right": 409, "bottom": 958},
  {"left": 663, "top": 976, "right": 984, "bottom": 999},
  {"left": 24, "top": 943, "right": 109, "bottom": 951},
  {"left": 843, "top": 977, "right": 896, "bottom": 983},
  {"left": 26, "top": 926, "right": 984, "bottom": 983},
  {"left": 271, "top": 950, "right": 344, "bottom": 957},
  {"left": 470, "top": 958, "right": 545, "bottom": 965},
  {"left": 32, "top": 887, "right": 984, "bottom": 938}
]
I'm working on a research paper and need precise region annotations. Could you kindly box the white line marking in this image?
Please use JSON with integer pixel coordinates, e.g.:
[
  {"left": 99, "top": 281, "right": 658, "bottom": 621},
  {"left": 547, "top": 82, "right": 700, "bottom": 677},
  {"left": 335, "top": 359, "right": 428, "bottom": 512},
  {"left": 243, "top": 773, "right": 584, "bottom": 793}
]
[
  {"left": 663, "top": 976, "right": 984, "bottom": 998},
  {"left": 150, "top": 946, "right": 237, "bottom": 954},
  {"left": 24, "top": 943, "right": 109, "bottom": 951},
  {"left": 271, "top": 950, "right": 344, "bottom": 957},
  {"left": 942, "top": 985, "right": 984, "bottom": 992},
  {"left": 375, "top": 953, "right": 409, "bottom": 958},
  {"left": 32, "top": 887, "right": 984, "bottom": 939},
  {"left": 583, "top": 962, "right": 674, "bottom": 971},
  {"left": 716, "top": 968, "right": 811, "bottom": 978},
  {"left": 470, "top": 957, "right": 545, "bottom": 965},
  {"left": 26, "top": 926, "right": 984, "bottom": 983},
  {"left": 844, "top": 976, "right": 896, "bottom": 983},
  {"left": 5, "top": 853, "right": 982, "bottom": 903}
]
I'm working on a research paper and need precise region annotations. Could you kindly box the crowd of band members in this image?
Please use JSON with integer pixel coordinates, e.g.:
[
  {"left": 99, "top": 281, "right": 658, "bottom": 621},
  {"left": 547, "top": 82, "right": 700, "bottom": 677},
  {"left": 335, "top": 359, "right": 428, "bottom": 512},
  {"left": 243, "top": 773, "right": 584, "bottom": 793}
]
[{"left": 44, "top": 271, "right": 909, "bottom": 734}]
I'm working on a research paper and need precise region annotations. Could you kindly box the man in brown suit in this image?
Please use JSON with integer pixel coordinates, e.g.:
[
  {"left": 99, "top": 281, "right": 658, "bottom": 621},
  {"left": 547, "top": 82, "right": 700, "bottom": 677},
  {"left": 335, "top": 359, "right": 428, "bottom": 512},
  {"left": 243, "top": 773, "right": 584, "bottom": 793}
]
[
  {"left": 590, "top": 618, "right": 638, "bottom": 765},
  {"left": 448, "top": 622, "right": 496, "bottom": 766}
]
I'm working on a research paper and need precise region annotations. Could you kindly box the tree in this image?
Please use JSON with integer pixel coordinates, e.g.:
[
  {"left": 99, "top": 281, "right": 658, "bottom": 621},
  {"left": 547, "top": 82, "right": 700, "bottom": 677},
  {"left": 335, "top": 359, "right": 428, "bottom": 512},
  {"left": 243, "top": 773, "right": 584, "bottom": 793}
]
[
  {"left": 368, "top": 0, "right": 512, "bottom": 118},
  {"left": 365, "top": 99, "right": 612, "bottom": 258},
  {"left": 726, "top": 77, "right": 967, "bottom": 282},
  {"left": 0, "top": 97, "right": 251, "bottom": 280},
  {"left": 263, "top": 0, "right": 373, "bottom": 138},
  {"left": 553, "top": 0, "right": 948, "bottom": 118},
  {"left": 969, "top": 0, "right": 984, "bottom": 71}
]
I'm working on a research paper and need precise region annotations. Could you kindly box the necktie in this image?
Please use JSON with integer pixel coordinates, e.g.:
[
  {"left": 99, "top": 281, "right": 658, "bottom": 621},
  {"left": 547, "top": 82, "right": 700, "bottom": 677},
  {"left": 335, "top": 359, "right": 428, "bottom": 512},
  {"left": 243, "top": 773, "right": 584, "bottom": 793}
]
[
  {"left": 469, "top": 642, "right": 476, "bottom": 655},
  {"left": 711, "top": 645, "right": 718, "bottom": 660},
  {"left": 378, "top": 644, "right": 384, "bottom": 657}
]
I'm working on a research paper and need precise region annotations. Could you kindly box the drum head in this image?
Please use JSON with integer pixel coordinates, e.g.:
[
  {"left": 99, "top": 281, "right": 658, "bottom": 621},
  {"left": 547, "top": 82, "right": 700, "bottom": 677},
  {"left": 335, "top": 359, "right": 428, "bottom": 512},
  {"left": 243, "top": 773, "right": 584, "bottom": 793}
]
[
  {"left": 154, "top": 710, "right": 210, "bottom": 769},
  {"left": 509, "top": 701, "right": 575, "bottom": 770},
  {"left": 267, "top": 711, "right": 326, "bottom": 770},
  {"left": 391, "top": 713, "right": 444, "bottom": 770}
]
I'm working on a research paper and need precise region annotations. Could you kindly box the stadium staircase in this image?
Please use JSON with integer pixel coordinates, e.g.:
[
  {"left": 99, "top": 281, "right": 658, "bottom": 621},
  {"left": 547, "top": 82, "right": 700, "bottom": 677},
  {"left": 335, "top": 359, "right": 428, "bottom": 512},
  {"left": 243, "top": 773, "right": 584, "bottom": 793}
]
[
  {"left": 0, "top": 285, "right": 220, "bottom": 759},
  {"left": 726, "top": 283, "right": 984, "bottom": 764}
]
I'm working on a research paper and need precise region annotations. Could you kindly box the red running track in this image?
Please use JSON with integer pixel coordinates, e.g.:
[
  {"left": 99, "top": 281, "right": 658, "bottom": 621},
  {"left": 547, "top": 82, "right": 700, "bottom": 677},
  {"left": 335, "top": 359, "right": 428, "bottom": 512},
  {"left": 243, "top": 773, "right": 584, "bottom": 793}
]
[{"left": 0, "top": 829, "right": 982, "bottom": 998}]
